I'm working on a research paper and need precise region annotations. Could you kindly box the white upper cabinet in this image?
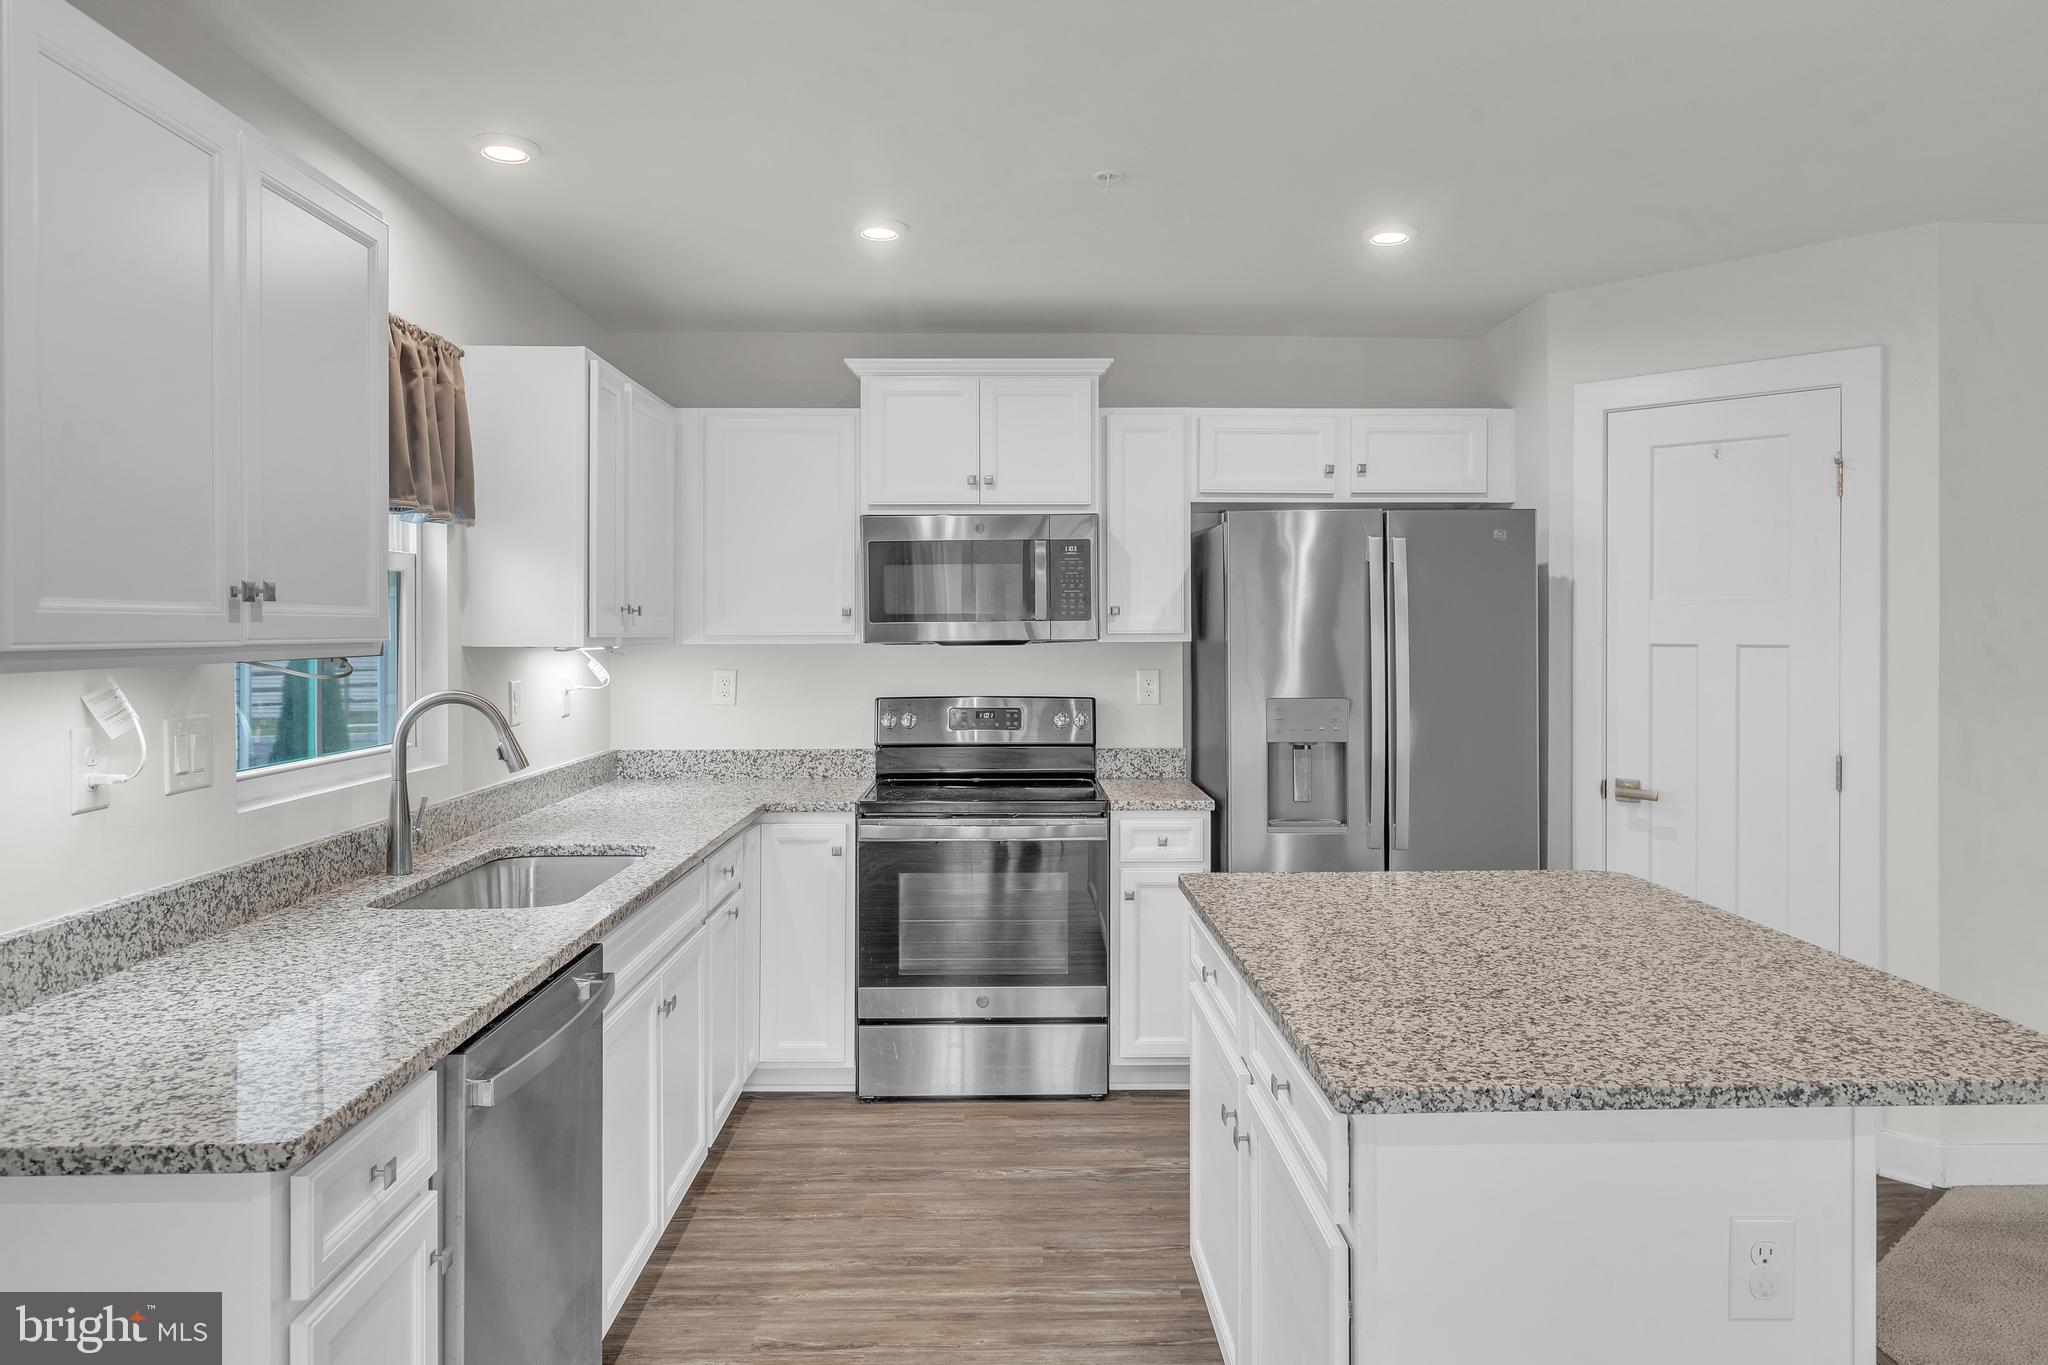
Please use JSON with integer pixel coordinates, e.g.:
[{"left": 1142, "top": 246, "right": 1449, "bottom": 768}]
[
  {"left": 1194, "top": 408, "right": 1516, "bottom": 503},
  {"left": 1104, "top": 411, "right": 1192, "bottom": 638},
  {"left": 1196, "top": 413, "right": 1343, "bottom": 497},
  {"left": 463, "top": 346, "right": 677, "bottom": 648},
  {"left": 698, "top": 411, "right": 859, "bottom": 640},
  {"left": 850, "top": 359, "right": 1109, "bottom": 509},
  {"left": 0, "top": 0, "right": 387, "bottom": 665},
  {"left": 239, "top": 139, "right": 388, "bottom": 650}
]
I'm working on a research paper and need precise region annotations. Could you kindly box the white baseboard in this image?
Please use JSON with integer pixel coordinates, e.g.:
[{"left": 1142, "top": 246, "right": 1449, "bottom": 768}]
[
  {"left": 744, "top": 1064, "right": 856, "bottom": 1093},
  {"left": 1112, "top": 1062, "right": 1190, "bottom": 1090},
  {"left": 1878, "top": 1132, "right": 2048, "bottom": 1187}
]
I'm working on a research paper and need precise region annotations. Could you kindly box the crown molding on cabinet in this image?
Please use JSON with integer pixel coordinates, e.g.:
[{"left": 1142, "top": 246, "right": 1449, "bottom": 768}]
[{"left": 844, "top": 357, "right": 1114, "bottom": 378}]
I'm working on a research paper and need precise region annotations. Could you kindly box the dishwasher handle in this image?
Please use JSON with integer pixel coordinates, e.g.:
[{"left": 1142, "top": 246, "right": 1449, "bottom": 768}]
[{"left": 464, "top": 971, "right": 614, "bottom": 1108}]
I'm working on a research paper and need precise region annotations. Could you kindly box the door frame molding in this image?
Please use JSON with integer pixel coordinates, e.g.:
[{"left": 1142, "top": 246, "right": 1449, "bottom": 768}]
[{"left": 1571, "top": 346, "right": 1884, "bottom": 965}]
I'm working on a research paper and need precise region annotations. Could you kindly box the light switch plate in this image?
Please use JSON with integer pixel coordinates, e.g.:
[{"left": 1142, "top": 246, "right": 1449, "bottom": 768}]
[
  {"left": 1728, "top": 1217, "right": 1795, "bottom": 1320},
  {"left": 162, "top": 715, "right": 212, "bottom": 795},
  {"left": 71, "top": 729, "right": 110, "bottom": 814},
  {"left": 507, "top": 680, "right": 523, "bottom": 726}
]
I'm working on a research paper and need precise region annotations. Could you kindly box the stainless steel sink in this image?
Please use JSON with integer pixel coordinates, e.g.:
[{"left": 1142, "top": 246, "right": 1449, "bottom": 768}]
[{"left": 386, "top": 855, "right": 642, "bottom": 909}]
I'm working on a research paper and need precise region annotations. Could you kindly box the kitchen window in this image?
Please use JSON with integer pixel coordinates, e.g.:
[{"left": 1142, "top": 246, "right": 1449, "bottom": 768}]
[{"left": 235, "top": 517, "right": 439, "bottom": 806}]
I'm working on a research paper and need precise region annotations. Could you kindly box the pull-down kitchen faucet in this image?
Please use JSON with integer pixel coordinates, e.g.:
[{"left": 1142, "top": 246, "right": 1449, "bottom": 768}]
[{"left": 388, "top": 690, "right": 529, "bottom": 874}]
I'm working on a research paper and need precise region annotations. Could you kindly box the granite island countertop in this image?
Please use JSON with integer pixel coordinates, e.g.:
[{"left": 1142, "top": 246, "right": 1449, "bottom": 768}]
[
  {"left": 1179, "top": 869, "right": 2048, "bottom": 1116},
  {"left": 0, "top": 774, "right": 868, "bottom": 1177}
]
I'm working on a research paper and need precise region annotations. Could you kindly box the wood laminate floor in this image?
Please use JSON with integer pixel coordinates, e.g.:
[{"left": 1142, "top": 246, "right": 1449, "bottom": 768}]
[
  {"left": 603, "top": 1093, "right": 1951, "bottom": 1364},
  {"left": 603, "top": 1092, "right": 1221, "bottom": 1364}
]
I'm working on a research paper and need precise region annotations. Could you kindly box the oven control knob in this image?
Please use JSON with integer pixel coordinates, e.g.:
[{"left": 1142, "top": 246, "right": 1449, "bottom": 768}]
[
  {"left": 1053, "top": 712, "right": 1070, "bottom": 729},
  {"left": 880, "top": 713, "right": 896, "bottom": 729},
  {"left": 1071, "top": 711, "right": 1089, "bottom": 729},
  {"left": 899, "top": 711, "right": 918, "bottom": 729}
]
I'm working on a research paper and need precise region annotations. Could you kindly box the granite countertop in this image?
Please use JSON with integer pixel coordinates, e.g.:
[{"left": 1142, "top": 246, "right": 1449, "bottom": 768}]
[
  {"left": 0, "top": 774, "right": 866, "bottom": 1177},
  {"left": 1101, "top": 777, "right": 1214, "bottom": 812},
  {"left": 1180, "top": 869, "right": 2048, "bottom": 1116}
]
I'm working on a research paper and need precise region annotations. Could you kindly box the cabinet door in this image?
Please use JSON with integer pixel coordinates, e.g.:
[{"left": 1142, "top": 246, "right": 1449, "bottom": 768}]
[
  {"left": 288, "top": 1188, "right": 439, "bottom": 1365},
  {"left": 1195, "top": 414, "right": 1342, "bottom": 497},
  {"left": 240, "top": 139, "right": 388, "bottom": 650},
  {"left": 702, "top": 412, "right": 859, "bottom": 638},
  {"left": 1, "top": 0, "right": 244, "bottom": 650},
  {"left": 1346, "top": 411, "right": 1491, "bottom": 497},
  {"left": 1115, "top": 867, "right": 1193, "bottom": 1062},
  {"left": 1244, "top": 1093, "right": 1350, "bottom": 1365},
  {"left": 623, "top": 384, "right": 676, "bottom": 641},
  {"left": 1190, "top": 993, "right": 1248, "bottom": 1364},
  {"left": 862, "top": 377, "right": 981, "bottom": 505},
  {"left": 743, "top": 827, "right": 763, "bottom": 1074},
  {"left": 979, "top": 376, "right": 1095, "bottom": 506},
  {"left": 601, "top": 969, "right": 663, "bottom": 1324},
  {"left": 658, "top": 926, "right": 710, "bottom": 1212},
  {"left": 1104, "top": 411, "right": 1191, "bottom": 636},
  {"left": 586, "top": 360, "right": 628, "bottom": 642},
  {"left": 708, "top": 891, "right": 746, "bottom": 1130},
  {"left": 757, "top": 821, "right": 852, "bottom": 1069}
]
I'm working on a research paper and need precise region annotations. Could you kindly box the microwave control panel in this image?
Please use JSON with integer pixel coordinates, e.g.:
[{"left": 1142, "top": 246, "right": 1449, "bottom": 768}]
[{"left": 1049, "top": 540, "right": 1093, "bottom": 621}]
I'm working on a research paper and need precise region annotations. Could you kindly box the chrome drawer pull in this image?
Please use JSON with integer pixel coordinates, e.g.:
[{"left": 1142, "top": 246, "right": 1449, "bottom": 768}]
[
  {"left": 1219, "top": 1103, "right": 1237, "bottom": 1127},
  {"left": 1232, "top": 1129, "right": 1251, "bottom": 1151},
  {"left": 1270, "top": 1075, "right": 1290, "bottom": 1098},
  {"left": 368, "top": 1158, "right": 397, "bottom": 1190},
  {"left": 1199, "top": 965, "right": 1216, "bottom": 983}
]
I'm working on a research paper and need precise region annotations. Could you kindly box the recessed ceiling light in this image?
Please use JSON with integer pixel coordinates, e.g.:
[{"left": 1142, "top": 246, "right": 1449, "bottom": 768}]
[
  {"left": 858, "top": 220, "right": 906, "bottom": 242},
  {"left": 471, "top": 134, "right": 539, "bottom": 166},
  {"left": 1365, "top": 225, "right": 1415, "bottom": 247}
]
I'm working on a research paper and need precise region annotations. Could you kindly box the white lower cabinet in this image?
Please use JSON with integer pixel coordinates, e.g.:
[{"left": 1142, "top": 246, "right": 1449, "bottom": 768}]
[
  {"left": 754, "top": 818, "right": 854, "bottom": 1083},
  {"left": 708, "top": 886, "right": 748, "bottom": 1128},
  {"left": 601, "top": 967, "right": 665, "bottom": 1325},
  {"left": 1242, "top": 1088, "right": 1350, "bottom": 1365},
  {"left": 1190, "top": 993, "right": 1247, "bottom": 1363},
  {"left": 657, "top": 925, "right": 711, "bottom": 1211},
  {"left": 288, "top": 1188, "right": 440, "bottom": 1365},
  {"left": 1111, "top": 813, "right": 1209, "bottom": 1078}
]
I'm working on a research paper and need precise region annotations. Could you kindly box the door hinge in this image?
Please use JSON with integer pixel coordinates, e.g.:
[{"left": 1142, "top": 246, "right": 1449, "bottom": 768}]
[
  {"left": 1835, "top": 754, "right": 1844, "bottom": 792},
  {"left": 1834, "top": 454, "right": 1845, "bottom": 497}
]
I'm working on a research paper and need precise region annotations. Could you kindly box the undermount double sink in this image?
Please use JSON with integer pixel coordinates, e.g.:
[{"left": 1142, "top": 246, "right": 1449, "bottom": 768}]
[{"left": 385, "top": 854, "right": 643, "bottom": 910}]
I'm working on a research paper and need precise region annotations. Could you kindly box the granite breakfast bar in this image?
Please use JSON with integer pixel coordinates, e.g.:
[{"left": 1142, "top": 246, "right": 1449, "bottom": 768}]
[{"left": 1177, "top": 869, "right": 2048, "bottom": 1365}]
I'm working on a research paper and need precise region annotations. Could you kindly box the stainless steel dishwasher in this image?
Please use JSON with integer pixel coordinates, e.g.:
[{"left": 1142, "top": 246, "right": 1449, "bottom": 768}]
[{"left": 440, "top": 944, "right": 612, "bottom": 1365}]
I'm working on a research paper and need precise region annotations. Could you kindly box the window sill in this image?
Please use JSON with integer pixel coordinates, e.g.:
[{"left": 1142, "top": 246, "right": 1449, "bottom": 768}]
[{"left": 236, "top": 747, "right": 445, "bottom": 814}]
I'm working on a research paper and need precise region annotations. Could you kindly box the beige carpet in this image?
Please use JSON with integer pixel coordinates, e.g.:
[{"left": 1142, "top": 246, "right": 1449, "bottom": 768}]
[{"left": 1877, "top": 1185, "right": 2048, "bottom": 1365}]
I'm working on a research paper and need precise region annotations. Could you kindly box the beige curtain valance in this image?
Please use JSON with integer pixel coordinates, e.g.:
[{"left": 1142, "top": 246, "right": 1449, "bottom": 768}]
[{"left": 388, "top": 315, "right": 475, "bottom": 524}]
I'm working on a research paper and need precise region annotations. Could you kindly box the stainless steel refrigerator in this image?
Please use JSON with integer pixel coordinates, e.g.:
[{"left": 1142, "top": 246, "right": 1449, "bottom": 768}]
[{"left": 1189, "top": 508, "right": 1539, "bottom": 871}]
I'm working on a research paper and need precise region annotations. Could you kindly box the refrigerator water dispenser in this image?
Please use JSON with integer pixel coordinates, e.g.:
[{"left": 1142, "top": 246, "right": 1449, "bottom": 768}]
[{"left": 1265, "top": 697, "right": 1350, "bottom": 830}]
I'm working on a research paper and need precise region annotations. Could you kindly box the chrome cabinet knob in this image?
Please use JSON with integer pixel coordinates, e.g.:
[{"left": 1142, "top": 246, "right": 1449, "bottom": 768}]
[
  {"left": 1270, "top": 1075, "right": 1290, "bottom": 1098},
  {"left": 830, "top": 845, "right": 844, "bottom": 857},
  {"left": 1323, "top": 463, "right": 1336, "bottom": 477},
  {"left": 982, "top": 473, "right": 995, "bottom": 487},
  {"left": 1123, "top": 889, "right": 1136, "bottom": 901},
  {"left": 967, "top": 473, "right": 980, "bottom": 488},
  {"left": 259, "top": 580, "right": 277, "bottom": 602},
  {"left": 1232, "top": 1129, "right": 1251, "bottom": 1151},
  {"left": 1199, "top": 965, "right": 1216, "bottom": 982},
  {"left": 727, "top": 902, "right": 741, "bottom": 918},
  {"left": 1219, "top": 1103, "right": 1237, "bottom": 1127},
  {"left": 1108, "top": 605, "right": 1120, "bottom": 616},
  {"left": 368, "top": 1157, "right": 397, "bottom": 1190},
  {"left": 1156, "top": 835, "right": 1169, "bottom": 846},
  {"left": 841, "top": 607, "right": 853, "bottom": 617},
  {"left": 1356, "top": 462, "right": 1369, "bottom": 477}
]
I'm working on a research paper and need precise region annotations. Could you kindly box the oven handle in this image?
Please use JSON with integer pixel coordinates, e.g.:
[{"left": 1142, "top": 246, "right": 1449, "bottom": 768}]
[{"left": 858, "top": 818, "right": 1108, "bottom": 842}]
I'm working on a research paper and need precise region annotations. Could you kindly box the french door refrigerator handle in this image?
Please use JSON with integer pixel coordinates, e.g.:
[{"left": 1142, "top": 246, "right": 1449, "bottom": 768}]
[
  {"left": 1389, "top": 535, "right": 1413, "bottom": 852},
  {"left": 1366, "top": 534, "right": 1387, "bottom": 848}
]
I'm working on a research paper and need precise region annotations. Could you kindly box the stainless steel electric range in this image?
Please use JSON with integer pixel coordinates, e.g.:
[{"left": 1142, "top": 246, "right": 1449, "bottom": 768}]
[{"left": 855, "top": 695, "right": 1110, "bottom": 1099}]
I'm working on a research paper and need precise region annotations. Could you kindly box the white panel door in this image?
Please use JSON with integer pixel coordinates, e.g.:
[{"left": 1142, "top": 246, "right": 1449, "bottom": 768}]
[
  {"left": 586, "top": 361, "right": 628, "bottom": 643},
  {"left": 601, "top": 969, "right": 662, "bottom": 1326},
  {"left": 1115, "top": 867, "right": 1193, "bottom": 1062},
  {"left": 1242, "top": 1091, "right": 1349, "bottom": 1365},
  {"left": 1, "top": 0, "right": 243, "bottom": 650},
  {"left": 1104, "top": 412, "right": 1191, "bottom": 637},
  {"left": 708, "top": 890, "right": 747, "bottom": 1131},
  {"left": 240, "top": 139, "right": 388, "bottom": 649},
  {"left": 978, "top": 375, "right": 1095, "bottom": 506},
  {"left": 1195, "top": 413, "right": 1341, "bottom": 497},
  {"left": 1190, "top": 992, "right": 1247, "bottom": 1364},
  {"left": 1603, "top": 390, "right": 1841, "bottom": 948},
  {"left": 287, "top": 1188, "right": 439, "bottom": 1365},
  {"left": 757, "top": 821, "right": 851, "bottom": 1068},
  {"left": 863, "top": 376, "right": 981, "bottom": 505},
  {"left": 623, "top": 384, "right": 676, "bottom": 641},
  {"left": 702, "top": 412, "right": 859, "bottom": 637},
  {"left": 1346, "top": 411, "right": 1490, "bottom": 497},
  {"left": 658, "top": 925, "right": 710, "bottom": 1212}
]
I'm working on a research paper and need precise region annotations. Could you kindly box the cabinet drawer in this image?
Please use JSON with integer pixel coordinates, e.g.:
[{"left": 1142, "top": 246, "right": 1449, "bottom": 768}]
[
  {"left": 1118, "top": 814, "right": 1207, "bottom": 864},
  {"left": 1244, "top": 999, "right": 1349, "bottom": 1224},
  {"left": 704, "top": 836, "right": 746, "bottom": 902},
  {"left": 289, "top": 1071, "right": 437, "bottom": 1301},
  {"left": 606, "top": 866, "right": 707, "bottom": 998},
  {"left": 1187, "top": 910, "right": 1242, "bottom": 1037}
]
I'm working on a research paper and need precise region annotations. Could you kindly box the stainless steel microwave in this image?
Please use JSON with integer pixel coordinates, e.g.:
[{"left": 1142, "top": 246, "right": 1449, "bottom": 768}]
[{"left": 860, "top": 514, "right": 1099, "bottom": 644}]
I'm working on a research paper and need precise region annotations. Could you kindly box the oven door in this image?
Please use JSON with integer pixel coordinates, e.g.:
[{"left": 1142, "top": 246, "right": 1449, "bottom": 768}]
[
  {"left": 856, "top": 818, "right": 1109, "bottom": 1020},
  {"left": 861, "top": 514, "right": 1098, "bottom": 643}
]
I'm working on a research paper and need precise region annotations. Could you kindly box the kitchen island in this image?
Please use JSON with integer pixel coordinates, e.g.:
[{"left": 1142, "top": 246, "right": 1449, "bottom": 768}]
[{"left": 1178, "top": 870, "right": 2048, "bottom": 1365}]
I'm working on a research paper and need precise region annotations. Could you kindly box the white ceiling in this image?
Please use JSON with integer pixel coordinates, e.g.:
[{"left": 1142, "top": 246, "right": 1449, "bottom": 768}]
[{"left": 170, "top": 0, "right": 2048, "bottom": 337}]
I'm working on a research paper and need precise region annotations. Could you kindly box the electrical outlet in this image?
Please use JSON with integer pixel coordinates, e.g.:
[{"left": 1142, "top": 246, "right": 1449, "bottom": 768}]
[
  {"left": 1728, "top": 1217, "right": 1795, "bottom": 1320},
  {"left": 560, "top": 675, "right": 575, "bottom": 718},
  {"left": 70, "top": 729, "right": 110, "bottom": 814},
  {"left": 1136, "top": 668, "right": 1161, "bottom": 706},
  {"left": 507, "top": 680, "right": 523, "bottom": 726},
  {"left": 712, "top": 668, "right": 737, "bottom": 706},
  {"left": 162, "top": 715, "right": 212, "bottom": 795}
]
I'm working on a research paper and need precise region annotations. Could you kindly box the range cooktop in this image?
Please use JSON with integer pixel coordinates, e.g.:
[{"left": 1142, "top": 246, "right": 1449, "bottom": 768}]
[{"left": 857, "top": 776, "right": 1108, "bottom": 820}]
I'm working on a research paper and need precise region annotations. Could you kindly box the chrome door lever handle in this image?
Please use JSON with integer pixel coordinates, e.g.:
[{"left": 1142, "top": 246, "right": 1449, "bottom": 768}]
[{"left": 1612, "top": 779, "right": 1661, "bottom": 803}]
